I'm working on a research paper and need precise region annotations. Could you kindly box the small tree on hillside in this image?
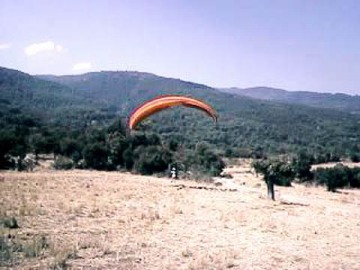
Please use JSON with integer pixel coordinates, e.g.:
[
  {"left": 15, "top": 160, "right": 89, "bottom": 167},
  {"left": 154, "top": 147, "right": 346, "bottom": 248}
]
[
  {"left": 291, "top": 152, "right": 313, "bottom": 181},
  {"left": 314, "top": 164, "right": 352, "bottom": 192},
  {"left": 133, "top": 145, "right": 172, "bottom": 175},
  {"left": 184, "top": 142, "right": 225, "bottom": 177},
  {"left": 83, "top": 142, "right": 108, "bottom": 170},
  {"left": 252, "top": 160, "right": 294, "bottom": 200}
]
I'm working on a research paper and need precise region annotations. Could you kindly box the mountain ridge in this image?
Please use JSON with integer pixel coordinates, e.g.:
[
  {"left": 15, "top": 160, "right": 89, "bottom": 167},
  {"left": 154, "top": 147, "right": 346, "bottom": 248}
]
[
  {"left": 2, "top": 65, "right": 360, "bottom": 116},
  {"left": 2, "top": 65, "right": 360, "bottom": 158},
  {"left": 219, "top": 86, "right": 360, "bottom": 113}
]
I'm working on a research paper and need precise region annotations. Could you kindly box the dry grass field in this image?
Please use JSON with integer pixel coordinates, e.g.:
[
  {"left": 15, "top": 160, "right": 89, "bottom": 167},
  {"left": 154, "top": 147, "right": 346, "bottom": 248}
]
[{"left": 1, "top": 161, "right": 360, "bottom": 269}]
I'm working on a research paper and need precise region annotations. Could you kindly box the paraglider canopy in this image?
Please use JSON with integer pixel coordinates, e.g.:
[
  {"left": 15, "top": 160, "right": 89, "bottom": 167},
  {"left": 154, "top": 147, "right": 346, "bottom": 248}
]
[{"left": 128, "top": 95, "right": 217, "bottom": 130}]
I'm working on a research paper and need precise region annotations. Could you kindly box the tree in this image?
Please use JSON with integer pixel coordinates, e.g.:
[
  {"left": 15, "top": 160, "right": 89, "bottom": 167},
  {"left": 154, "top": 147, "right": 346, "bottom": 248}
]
[
  {"left": 0, "top": 129, "right": 28, "bottom": 169},
  {"left": 314, "top": 164, "right": 354, "bottom": 192},
  {"left": 107, "top": 135, "right": 129, "bottom": 169},
  {"left": 59, "top": 138, "right": 83, "bottom": 163},
  {"left": 83, "top": 143, "right": 108, "bottom": 170},
  {"left": 252, "top": 160, "right": 294, "bottom": 200},
  {"left": 186, "top": 142, "right": 225, "bottom": 177},
  {"left": 122, "top": 148, "right": 134, "bottom": 170},
  {"left": 0, "top": 130, "right": 17, "bottom": 169},
  {"left": 350, "top": 152, "right": 360, "bottom": 163},
  {"left": 133, "top": 145, "right": 172, "bottom": 175},
  {"left": 291, "top": 152, "right": 313, "bottom": 181},
  {"left": 30, "top": 133, "right": 47, "bottom": 157}
]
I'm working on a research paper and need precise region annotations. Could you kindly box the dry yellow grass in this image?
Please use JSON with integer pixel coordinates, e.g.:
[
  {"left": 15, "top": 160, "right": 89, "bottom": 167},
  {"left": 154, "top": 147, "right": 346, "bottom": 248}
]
[{"left": 1, "top": 164, "right": 360, "bottom": 269}]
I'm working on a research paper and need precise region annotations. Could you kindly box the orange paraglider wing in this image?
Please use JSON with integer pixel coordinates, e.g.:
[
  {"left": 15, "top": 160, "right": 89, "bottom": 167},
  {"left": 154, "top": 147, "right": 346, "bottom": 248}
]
[{"left": 128, "top": 95, "right": 217, "bottom": 130}]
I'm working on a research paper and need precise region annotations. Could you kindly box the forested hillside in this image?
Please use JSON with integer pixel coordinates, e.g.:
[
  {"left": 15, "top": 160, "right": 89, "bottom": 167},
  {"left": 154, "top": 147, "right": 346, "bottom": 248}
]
[
  {"left": 39, "top": 69, "right": 360, "bottom": 158},
  {"left": 0, "top": 67, "right": 94, "bottom": 111},
  {"left": 38, "top": 71, "right": 219, "bottom": 117},
  {"left": 1, "top": 66, "right": 360, "bottom": 174},
  {"left": 220, "top": 86, "right": 360, "bottom": 114}
]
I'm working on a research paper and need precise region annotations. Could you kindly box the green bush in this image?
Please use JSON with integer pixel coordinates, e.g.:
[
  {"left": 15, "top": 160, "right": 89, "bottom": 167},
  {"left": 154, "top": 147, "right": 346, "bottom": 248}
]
[
  {"left": 313, "top": 164, "right": 352, "bottom": 192},
  {"left": 107, "top": 135, "right": 129, "bottom": 170},
  {"left": 252, "top": 159, "right": 294, "bottom": 187},
  {"left": 183, "top": 142, "right": 225, "bottom": 177},
  {"left": 0, "top": 236, "right": 13, "bottom": 264},
  {"left": 133, "top": 145, "right": 172, "bottom": 175},
  {"left": 291, "top": 152, "right": 313, "bottom": 181},
  {"left": 122, "top": 148, "right": 134, "bottom": 170},
  {"left": 2, "top": 217, "right": 19, "bottom": 229},
  {"left": 350, "top": 153, "right": 360, "bottom": 163},
  {"left": 0, "top": 234, "right": 49, "bottom": 266},
  {"left": 83, "top": 143, "right": 108, "bottom": 170},
  {"left": 53, "top": 156, "right": 73, "bottom": 170},
  {"left": 349, "top": 168, "right": 360, "bottom": 188},
  {"left": 59, "top": 138, "right": 82, "bottom": 163},
  {"left": 23, "top": 235, "right": 48, "bottom": 258}
]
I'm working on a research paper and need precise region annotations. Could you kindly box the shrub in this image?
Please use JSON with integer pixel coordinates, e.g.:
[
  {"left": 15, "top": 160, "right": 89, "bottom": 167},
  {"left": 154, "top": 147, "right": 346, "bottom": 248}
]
[
  {"left": 23, "top": 235, "right": 48, "bottom": 258},
  {"left": 184, "top": 142, "right": 225, "bottom": 177},
  {"left": 83, "top": 143, "right": 108, "bottom": 170},
  {"left": 349, "top": 168, "right": 360, "bottom": 188},
  {"left": 350, "top": 153, "right": 360, "bottom": 163},
  {"left": 1, "top": 217, "right": 19, "bottom": 229},
  {"left": 314, "top": 164, "right": 350, "bottom": 192},
  {"left": 133, "top": 145, "right": 172, "bottom": 175},
  {"left": 122, "top": 148, "right": 134, "bottom": 170},
  {"left": 252, "top": 159, "right": 294, "bottom": 187},
  {"left": 53, "top": 156, "right": 73, "bottom": 170},
  {"left": 0, "top": 236, "right": 13, "bottom": 264},
  {"left": 291, "top": 152, "right": 313, "bottom": 181},
  {"left": 107, "top": 135, "right": 129, "bottom": 169}
]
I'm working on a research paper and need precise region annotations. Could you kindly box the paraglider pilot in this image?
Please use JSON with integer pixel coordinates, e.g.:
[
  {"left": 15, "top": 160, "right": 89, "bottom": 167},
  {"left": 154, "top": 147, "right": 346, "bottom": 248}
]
[{"left": 170, "top": 166, "right": 178, "bottom": 179}]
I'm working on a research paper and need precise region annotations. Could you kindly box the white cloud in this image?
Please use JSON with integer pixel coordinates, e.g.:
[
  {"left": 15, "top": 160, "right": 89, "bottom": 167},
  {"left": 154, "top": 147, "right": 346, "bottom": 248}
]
[
  {"left": 73, "top": 62, "right": 92, "bottom": 71},
  {"left": 0, "top": 43, "right": 11, "bottom": 50},
  {"left": 24, "top": 41, "right": 63, "bottom": 56}
]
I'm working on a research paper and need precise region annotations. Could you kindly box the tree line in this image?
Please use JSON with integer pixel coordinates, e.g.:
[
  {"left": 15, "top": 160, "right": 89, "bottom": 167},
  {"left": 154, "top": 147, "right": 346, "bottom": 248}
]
[
  {"left": 252, "top": 153, "right": 360, "bottom": 199},
  {"left": 0, "top": 108, "right": 224, "bottom": 177}
]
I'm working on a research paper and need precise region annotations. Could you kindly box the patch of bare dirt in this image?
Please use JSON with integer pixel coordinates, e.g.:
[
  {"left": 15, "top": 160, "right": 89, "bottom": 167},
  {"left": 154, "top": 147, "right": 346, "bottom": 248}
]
[
  {"left": 1, "top": 165, "right": 359, "bottom": 269},
  {"left": 311, "top": 161, "right": 360, "bottom": 170}
]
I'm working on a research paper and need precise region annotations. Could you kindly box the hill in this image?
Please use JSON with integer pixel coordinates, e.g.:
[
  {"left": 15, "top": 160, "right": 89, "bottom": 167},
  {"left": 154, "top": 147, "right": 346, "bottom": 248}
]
[
  {"left": 0, "top": 67, "right": 94, "bottom": 112},
  {"left": 37, "top": 70, "right": 360, "bottom": 157},
  {"left": 37, "top": 71, "right": 220, "bottom": 115},
  {"left": 1, "top": 66, "right": 360, "bottom": 160},
  {"left": 219, "top": 86, "right": 360, "bottom": 114}
]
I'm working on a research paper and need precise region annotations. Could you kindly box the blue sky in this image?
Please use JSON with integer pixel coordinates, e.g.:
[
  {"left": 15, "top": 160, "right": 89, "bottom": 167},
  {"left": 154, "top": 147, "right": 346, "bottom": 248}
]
[{"left": 1, "top": 0, "right": 359, "bottom": 94}]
